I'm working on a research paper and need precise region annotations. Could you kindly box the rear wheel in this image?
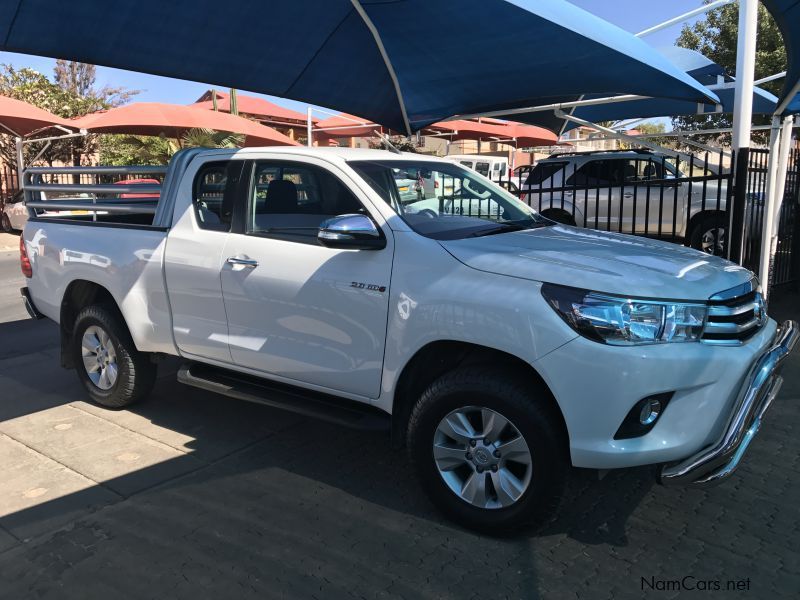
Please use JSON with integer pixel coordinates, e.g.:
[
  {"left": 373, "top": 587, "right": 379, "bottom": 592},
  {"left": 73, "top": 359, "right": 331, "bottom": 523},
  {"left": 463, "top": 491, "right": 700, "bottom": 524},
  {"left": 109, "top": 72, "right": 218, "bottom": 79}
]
[
  {"left": 407, "top": 366, "right": 568, "bottom": 533},
  {"left": 72, "top": 305, "right": 156, "bottom": 408},
  {"left": 689, "top": 214, "right": 726, "bottom": 255}
]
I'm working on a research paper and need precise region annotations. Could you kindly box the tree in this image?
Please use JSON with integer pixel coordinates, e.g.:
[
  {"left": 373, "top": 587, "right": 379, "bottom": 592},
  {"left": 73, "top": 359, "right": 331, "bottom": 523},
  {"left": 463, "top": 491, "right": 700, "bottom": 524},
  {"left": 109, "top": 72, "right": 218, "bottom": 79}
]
[
  {"left": 673, "top": 2, "right": 787, "bottom": 147},
  {"left": 0, "top": 61, "right": 139, "bottom": 171},
  {"left": 52, "top": 60, "right": 139, "bottom": 168},
  {"left": 367, "top": 135, "right": 418, "bottom": 152}
]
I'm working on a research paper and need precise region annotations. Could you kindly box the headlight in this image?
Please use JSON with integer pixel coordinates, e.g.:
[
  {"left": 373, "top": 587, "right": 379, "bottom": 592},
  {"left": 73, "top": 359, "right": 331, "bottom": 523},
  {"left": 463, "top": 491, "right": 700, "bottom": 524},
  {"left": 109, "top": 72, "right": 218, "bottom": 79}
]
[{"left": 541, "top": 283, "right": 707, "bottom": 345}]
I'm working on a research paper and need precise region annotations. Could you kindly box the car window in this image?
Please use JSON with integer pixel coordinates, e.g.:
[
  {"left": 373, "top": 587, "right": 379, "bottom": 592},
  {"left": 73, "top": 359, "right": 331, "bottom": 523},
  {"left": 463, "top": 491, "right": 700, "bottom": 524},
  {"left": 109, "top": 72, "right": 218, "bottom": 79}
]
[
  {"left": 522, "top": 161, "right": 568, "bottom": 186},
  {"left": 247, "top": 161, "right": 365, "bottom": 243},
  {"left": 459, "top": 160, "right": 474, "bottom": 169},
  {"left": 474, "top": 162, "right": 491, "bottom": 176},
  {"left": 193, "top": 161, "right": 242, "bottom": 232},
  {"left": 622, "top": 159, "right": 667, "bottom": 182},
  {"left": 566, "top": 159, "right": 626, "bottom": 186}
]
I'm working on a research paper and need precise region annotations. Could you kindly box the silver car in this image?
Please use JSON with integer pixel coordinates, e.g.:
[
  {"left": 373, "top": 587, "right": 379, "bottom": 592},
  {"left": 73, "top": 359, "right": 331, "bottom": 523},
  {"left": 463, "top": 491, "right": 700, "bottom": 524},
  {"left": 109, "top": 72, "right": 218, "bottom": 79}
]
[{"left": 518, "top": 150, "right": 729, "bottom": 254}]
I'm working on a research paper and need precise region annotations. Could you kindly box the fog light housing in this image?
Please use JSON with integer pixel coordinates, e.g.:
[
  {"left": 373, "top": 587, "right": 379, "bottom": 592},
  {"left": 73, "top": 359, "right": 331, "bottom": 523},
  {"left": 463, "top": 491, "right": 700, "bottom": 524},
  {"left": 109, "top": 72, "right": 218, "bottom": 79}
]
[
  {"left": 614, "top": 392, "right": 673, "bottom": 440},
  {"left": 639, "top": 398, "right": 662, "bottom": 425}
]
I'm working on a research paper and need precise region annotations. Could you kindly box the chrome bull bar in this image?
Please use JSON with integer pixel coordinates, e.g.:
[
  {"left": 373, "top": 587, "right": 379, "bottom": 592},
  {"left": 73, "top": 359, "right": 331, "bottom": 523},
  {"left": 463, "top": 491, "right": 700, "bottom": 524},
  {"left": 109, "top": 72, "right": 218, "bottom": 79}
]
[{"left": 660, "top": 319, "right": 799, "bottom": 487}]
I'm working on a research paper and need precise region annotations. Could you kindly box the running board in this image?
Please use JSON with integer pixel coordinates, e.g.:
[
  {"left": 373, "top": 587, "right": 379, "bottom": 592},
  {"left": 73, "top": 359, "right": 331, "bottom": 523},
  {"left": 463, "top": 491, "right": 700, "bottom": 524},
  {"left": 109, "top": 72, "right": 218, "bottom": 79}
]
[{"left": 177, "top": 363, "right": 390, "bottom": 431}]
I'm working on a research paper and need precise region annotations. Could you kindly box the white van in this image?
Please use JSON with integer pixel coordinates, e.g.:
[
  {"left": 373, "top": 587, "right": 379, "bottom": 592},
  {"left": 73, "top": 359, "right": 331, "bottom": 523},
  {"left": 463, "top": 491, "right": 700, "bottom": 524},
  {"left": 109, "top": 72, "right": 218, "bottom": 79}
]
[{"left": 445, "top": 154, "right": 509, "bottom": 182}]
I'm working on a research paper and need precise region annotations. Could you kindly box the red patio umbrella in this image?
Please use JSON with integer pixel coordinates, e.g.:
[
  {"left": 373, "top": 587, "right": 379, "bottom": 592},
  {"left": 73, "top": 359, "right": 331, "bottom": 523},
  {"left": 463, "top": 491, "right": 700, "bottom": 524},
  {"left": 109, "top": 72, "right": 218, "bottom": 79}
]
[
  {"left": 0, "top": 95, "right": 73, "bottom": 137},
  {"left": 426, "top": 119, "right": 556, "bottom": 148},
  {"left": 194, "top": 90, "right": 314, "bottom": 126},
  {"left": 314, "top": 113, "right": 385, "bottom": 138},
  {"left": 72, "top": 102, "right": 299, "bottom": 147}
]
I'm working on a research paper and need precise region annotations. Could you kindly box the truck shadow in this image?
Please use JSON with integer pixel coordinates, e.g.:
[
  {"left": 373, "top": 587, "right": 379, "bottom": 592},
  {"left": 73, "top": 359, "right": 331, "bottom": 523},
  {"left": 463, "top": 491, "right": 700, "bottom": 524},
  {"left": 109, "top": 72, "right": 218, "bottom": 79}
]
[{"left": 0, "top": 317, "right": 653, "bottom": 545}]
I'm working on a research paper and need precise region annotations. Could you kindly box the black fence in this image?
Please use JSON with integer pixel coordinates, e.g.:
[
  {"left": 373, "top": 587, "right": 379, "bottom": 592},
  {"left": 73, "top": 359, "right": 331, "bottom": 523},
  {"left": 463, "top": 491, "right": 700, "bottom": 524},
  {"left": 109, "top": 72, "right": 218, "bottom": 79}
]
[{"left": 491, "top": 147, "right": 799, "bottom": 287}]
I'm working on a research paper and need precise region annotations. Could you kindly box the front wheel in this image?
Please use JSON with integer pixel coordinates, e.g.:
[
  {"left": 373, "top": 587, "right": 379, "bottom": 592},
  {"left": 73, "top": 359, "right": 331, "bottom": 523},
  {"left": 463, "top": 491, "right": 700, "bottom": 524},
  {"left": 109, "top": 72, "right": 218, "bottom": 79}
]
[
  {"left": 72, "top": 305, "right": 156, "bottom": 408},
  {"left": 689, "top": 214, "right": 726, "bottom": 255},
  {"left": 407, "top": 367, "right": 568, "bottom": 533}
]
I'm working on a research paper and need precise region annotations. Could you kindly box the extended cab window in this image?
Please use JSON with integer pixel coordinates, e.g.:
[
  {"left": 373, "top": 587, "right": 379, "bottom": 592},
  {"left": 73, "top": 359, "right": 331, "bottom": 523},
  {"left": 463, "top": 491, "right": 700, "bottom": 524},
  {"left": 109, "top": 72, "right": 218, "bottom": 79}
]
[
  {"left": 247, "top": 161, "right": 365, "bottom": 242},
  {"left": 193, "top": 161, "right": 243, "bottom": 232}
]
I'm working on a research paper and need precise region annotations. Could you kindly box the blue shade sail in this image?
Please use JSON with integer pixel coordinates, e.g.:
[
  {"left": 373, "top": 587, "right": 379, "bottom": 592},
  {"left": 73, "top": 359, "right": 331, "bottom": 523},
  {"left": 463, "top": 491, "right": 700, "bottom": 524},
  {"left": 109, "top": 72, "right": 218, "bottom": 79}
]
[{"left": 0, "top": 0, "right": 717, "bottom": 133}]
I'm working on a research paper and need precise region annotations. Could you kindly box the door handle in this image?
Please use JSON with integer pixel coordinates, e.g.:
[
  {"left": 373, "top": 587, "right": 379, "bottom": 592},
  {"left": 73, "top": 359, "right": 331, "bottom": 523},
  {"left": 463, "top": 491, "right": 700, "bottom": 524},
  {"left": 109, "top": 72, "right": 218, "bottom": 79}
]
[
  {"left": 623, "top": 193, "right": 634, "bottom": 198},
  {"left": 226, "top": 257, "right": 259, "bottom": 268}
]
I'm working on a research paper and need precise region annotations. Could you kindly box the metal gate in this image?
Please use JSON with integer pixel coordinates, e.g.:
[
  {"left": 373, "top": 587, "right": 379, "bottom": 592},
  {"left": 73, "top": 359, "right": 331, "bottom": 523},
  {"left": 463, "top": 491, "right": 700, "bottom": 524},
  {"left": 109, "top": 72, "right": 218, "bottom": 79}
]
[{"left": 494, "top": 147, "right": 799, "bottom": 286}]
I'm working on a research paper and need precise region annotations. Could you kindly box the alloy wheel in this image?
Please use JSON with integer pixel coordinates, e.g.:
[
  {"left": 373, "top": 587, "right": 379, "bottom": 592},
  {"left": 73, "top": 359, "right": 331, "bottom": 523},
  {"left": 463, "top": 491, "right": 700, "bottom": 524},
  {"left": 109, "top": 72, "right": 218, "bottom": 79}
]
[
  {"left": 433, "top": 406, "right": 532, "bottom": 509},
  {"left": 701, "top": 227, "right": 726, "bottom": 255},
  {"left": 81, "top": 325, "right": 118, "bottom": 390}
]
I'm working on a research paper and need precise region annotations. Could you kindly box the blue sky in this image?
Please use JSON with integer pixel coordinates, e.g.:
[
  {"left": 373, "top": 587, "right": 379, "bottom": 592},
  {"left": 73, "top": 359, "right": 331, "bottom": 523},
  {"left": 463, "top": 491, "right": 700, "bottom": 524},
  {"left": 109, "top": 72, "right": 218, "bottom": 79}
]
[{"left": 0, "top": 0, "right": 710, "bottom": 118}]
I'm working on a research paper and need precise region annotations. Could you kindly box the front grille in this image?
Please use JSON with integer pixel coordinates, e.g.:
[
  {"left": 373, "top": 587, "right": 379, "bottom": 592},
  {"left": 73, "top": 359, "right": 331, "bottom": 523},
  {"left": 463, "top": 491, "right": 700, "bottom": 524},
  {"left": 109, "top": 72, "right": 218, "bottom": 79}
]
[{"left": 702, "top": 287, "right": 766, "bottom": 345}]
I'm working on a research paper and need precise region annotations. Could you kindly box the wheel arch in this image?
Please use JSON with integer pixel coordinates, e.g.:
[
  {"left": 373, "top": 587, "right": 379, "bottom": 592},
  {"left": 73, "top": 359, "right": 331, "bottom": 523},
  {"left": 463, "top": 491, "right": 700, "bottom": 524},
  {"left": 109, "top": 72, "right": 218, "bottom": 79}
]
[
  {"left": 59, "top": 279, "right": 126, "bottom": 369},
  {"left": 687, "top": 209, "right": 726, "bottom": 240},
  {"left": 390, "top": 340, "right": 568, "bottom": 449}
]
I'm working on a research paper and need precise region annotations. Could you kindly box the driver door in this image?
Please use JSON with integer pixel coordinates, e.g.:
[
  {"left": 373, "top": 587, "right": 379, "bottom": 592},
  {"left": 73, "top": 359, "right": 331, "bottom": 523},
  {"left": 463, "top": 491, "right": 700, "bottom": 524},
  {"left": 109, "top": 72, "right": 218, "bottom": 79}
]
[{"left": 219, "top": 158, "right": 393, "bottom": 399}]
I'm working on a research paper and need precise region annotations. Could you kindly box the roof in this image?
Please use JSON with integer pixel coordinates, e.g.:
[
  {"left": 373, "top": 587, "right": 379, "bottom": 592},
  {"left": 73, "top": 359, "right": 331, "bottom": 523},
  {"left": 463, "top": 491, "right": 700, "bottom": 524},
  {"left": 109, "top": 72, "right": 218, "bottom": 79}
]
[
  {"left": 193, "top": 90, "right": 315, "bottom": 124},
  {"left": 207, "top": 146, "right": 459, "bottom": 164},
  {"left": 539, "top": 149, "right": 663, "bottom": 161}
]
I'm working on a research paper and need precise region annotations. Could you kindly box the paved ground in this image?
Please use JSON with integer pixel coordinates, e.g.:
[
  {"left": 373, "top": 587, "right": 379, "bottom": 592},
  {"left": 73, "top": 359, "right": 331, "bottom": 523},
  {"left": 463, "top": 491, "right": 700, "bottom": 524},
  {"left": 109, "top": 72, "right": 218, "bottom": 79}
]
[
  {"left": 0, "top": 232, "right": 28, "bottom": 324},
  {"left": 0, "top": 244, "right": 797, "bottom": 598}
]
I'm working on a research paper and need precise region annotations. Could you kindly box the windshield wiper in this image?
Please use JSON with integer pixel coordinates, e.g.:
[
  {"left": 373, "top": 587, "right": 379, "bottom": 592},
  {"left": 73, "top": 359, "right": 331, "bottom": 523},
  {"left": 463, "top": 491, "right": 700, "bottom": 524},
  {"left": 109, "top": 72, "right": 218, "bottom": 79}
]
[{"left": 469, "top": 222, "right": 545, "bottom": 237}]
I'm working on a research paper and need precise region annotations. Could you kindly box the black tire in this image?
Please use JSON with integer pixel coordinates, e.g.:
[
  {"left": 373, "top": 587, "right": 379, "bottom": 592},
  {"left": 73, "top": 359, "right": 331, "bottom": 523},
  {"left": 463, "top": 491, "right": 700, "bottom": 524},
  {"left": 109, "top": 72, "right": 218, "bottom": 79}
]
[
  {"left": 72, "top": 304, "right": 156, "bottom": 408},
  {"left": 540, "top": 208, "right": 576, "bottom": 226},
  {"left": 1, "top": 213, "right": 13, "bottom": 233},
  {"left": 407, "top": 366, "right": 568, "bottom": 534},
  {"left": 689, "top": 213, "right": 726, "bottom": 255}
]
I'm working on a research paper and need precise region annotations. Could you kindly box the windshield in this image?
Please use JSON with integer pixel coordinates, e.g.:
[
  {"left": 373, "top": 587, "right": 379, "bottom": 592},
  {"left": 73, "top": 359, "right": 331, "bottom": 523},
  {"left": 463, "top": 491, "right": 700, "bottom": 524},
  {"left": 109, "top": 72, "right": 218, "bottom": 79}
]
[{"left": 349, "top": 160, "right": 550, "bottom": 240}]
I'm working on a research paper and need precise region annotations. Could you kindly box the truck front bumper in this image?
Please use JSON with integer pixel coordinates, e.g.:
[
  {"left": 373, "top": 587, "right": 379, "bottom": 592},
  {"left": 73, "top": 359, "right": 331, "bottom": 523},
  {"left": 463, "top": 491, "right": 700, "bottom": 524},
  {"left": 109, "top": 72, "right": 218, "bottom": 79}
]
[{"left": 660, "top": 320, "right": 798, "bottom": 487}]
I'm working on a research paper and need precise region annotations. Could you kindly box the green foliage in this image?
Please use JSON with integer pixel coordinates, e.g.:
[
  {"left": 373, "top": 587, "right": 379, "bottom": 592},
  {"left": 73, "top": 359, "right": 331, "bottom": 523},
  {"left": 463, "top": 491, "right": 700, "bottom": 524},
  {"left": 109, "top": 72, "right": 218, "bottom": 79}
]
[
  {"left": 99, "top": 128, "right": 244, "bottom": 166},
  {"left": 99, "top": 134, "right": 173, "bottom": 165},
  {"left": 180, "top": 127, "right": 244, "bottom": 149},
  {"left": 673, "top": 2, "right": 787, "bottom": 146}
]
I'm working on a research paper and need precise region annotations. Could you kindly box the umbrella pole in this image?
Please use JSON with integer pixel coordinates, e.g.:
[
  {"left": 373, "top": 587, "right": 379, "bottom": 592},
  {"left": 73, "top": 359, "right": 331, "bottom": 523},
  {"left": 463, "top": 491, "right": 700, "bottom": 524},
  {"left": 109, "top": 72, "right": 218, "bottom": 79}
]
[
  {"left": 15, "top": 136, "right": 24, "bottom": 182},
  {"left": 307, "top": 107, "right": 313, "bottom": 147}
]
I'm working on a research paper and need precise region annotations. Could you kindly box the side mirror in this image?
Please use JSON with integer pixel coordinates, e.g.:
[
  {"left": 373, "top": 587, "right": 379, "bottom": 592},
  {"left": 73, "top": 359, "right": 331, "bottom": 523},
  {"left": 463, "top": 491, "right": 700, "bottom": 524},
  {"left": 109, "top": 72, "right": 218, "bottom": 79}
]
[{"left": 318, "top": 214, "right": 386, "bottom": 250}]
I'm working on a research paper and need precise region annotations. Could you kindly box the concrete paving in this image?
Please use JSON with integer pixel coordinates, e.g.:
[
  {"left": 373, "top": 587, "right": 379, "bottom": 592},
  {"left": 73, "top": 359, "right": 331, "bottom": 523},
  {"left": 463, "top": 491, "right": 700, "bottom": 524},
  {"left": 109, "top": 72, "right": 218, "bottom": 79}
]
[
  {"left": 0, "top": 262, "right": 797, "bottom": 598},
  {"left": 0, "top": 233, "right": 29, "bottom": 324}
]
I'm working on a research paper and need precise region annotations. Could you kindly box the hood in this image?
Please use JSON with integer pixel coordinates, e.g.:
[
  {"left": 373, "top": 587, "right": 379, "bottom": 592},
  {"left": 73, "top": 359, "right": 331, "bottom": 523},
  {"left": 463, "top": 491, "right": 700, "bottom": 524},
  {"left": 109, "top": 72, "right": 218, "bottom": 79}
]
[{"left": 439, "top": 225, "right": 753, "bottom": 300}]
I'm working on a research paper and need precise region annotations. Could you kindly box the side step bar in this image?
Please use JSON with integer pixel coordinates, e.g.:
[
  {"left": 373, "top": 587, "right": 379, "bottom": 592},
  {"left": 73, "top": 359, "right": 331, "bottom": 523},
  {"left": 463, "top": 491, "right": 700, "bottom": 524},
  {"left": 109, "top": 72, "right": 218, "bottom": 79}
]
[{"left": 177, "top": 363, "right": 390, "bottom": 431}]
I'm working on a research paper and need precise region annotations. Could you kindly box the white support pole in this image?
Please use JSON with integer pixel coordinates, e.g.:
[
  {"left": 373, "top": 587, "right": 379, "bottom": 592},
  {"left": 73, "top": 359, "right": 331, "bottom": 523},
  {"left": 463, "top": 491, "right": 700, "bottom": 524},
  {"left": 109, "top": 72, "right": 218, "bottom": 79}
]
[
  {"left": 556, "top": 109, "right": 682, "bottom": 157},
  {"left": 758, "top": 116, "right": 783, "bottom": 297},
  {"left": 635, "top": 0, "right": 735, "bottom": 37},
  {"left": 306, "top": 107, "right": 313, "bottom": 147},
  {"left": 728, "top": 0, "right": 759, "bottom": 263},
  {"left": 731, "top": 0, "right": 758, "bottom": 152},
  {"left": 772, "top": 116, "right": 795, "bottom": 225},
  {"left": 763, "top": 116, "right": 795, "bottom": 295}
]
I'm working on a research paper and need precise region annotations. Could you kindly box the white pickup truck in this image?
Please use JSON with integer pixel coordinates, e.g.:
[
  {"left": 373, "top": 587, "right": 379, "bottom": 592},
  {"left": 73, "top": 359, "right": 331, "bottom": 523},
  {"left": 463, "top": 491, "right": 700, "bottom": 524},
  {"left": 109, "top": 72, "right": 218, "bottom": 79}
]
[{"left": 20, "top": 147, "right": 798, "bottom": 533}]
